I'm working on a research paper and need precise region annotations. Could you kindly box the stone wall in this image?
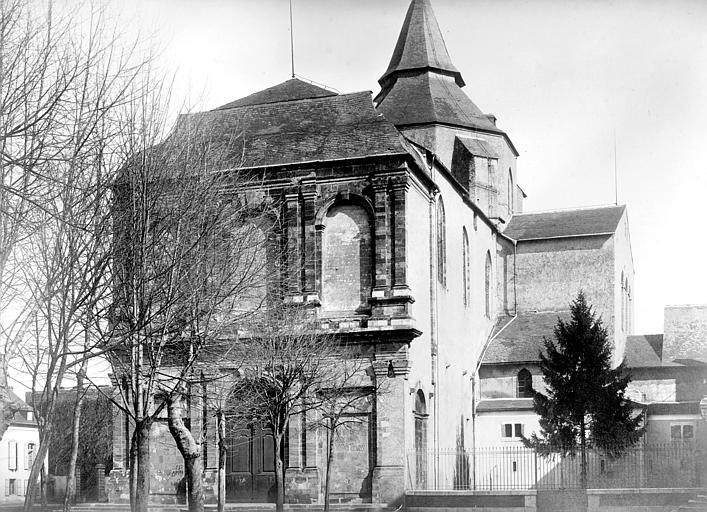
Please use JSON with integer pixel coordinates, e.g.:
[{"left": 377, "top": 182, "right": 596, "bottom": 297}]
[{"left": 664, "top": 304, "right": 707, "bottom": 361}]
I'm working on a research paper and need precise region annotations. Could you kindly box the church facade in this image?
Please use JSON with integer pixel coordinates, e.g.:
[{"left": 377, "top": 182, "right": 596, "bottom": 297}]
[{"left": 105, "top": 0, "right": 682, "bottom": 505}]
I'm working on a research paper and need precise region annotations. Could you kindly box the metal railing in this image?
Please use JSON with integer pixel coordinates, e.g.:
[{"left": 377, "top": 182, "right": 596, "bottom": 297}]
[{"left": 406, "top": 443, "right": 699, "bottom": 491}]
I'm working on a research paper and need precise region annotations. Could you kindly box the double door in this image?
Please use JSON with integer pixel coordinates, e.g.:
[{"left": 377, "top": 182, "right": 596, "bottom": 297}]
[{"left": 226, "top": 424, "right": 277, "bottom": 502}]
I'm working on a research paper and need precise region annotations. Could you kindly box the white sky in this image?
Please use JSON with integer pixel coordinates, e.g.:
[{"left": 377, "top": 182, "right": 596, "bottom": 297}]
[{"left": 110, "top": 0, "right": 707, "bottom": 335}]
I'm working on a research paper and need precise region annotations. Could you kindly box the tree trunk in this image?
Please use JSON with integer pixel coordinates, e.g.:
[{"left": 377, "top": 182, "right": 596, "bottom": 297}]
[
  {"left": 134, "top": 419, "right": 152, "bottom": 512},
  {"left": 217, "top": 410, "right": 226, "bottom": 512},
  {"left": 63, "top": 366, "right": 87, "bottom": 512},
  {"left": 580, "top": 421, "right": 587, "bottom": 490},
  {"left": 0, "top": 356, "right": 19, "bottom": 441},
  {"left": 24, "top": 429, "right": 51, "bottom": 511},
  {"left": 167, "top": 395, "right": 204, "bottom": 512},
  {"left": 324, "top": 422, "right": 335, "bottom": 512},
  {"left": 129, "top": 427, "right": 138, "bottom": 510},
  {"left": 274, "top": 433, "right": 285, "bottom": 512}
]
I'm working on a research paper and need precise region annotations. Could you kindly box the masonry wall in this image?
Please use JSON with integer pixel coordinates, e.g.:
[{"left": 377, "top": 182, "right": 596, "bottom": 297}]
[
  {"left": 514, "top": 235, "right": 616, "bottom": 349},
  {"left": 478, "top": 364, "right": 546, "bottom": 400},
  {"left": 613, "top": 212, "right": 634, "bottom": 364},
  {"left": 664, "top": 304, "right": 707, "bottom": 362}
]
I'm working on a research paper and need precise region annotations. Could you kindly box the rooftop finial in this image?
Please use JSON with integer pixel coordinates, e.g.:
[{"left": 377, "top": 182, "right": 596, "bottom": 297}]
[{"left": 289, "top": 0, "right": 295, "bottom": 78}]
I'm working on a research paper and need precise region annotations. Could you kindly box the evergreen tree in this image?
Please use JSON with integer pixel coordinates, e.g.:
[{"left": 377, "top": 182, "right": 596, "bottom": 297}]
[{"left": 524, "top": 291, "right": 645, "bottom": 487}]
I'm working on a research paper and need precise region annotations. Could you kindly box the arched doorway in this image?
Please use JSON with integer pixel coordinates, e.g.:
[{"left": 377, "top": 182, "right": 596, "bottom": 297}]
[{"left": 414, "top": 390, "right": 428, "bottom": 489}]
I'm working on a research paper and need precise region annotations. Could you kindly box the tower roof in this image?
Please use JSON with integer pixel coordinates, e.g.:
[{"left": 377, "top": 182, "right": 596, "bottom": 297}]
[
  {"left": 378, "top": 0, "right": 464, "bottom": 90},
  {"left": 375, "top": 0, "right": 509, "bottom": 139}
]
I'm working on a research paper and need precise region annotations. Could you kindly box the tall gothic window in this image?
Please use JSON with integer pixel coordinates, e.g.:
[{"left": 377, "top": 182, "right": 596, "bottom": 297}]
[
  {"left": 517, "top": 369, "right": 533, "bottom": 398},
  {"left": 485, "top": 250, "right": 492, "bottom": 318},
  {"left": 508, "top": 169, "right": 514, "bottom": 215},
  {"left": 437, "top": 199, "right": 446, "bottom": 285},
  {"left": 462, "top": 228, "right": 470, "bottom": 307},
  {"left": 322, "top": 203, "right": 372, "bottom": 313}
]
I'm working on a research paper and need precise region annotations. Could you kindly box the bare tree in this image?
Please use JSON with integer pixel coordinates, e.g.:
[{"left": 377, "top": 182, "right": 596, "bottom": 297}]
[
  {"left": 233, "top": 309, "right": 368, "bottom": 512},
  {"left": 314, "top": 359, "right": 376, "bottom": 512},
  {"left": 108, "top": 100, "right": 272, "bottom": 512}
]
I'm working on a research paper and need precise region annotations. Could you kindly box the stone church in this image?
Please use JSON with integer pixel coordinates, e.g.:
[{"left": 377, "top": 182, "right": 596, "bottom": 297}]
[{"left": 107, "top": 0, "right": 685, "bottom": 505}]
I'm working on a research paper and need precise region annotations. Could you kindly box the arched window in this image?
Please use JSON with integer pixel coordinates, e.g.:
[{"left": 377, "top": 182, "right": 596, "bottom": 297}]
[
  {"left": 517, "top": 369, "right": 533, "bottom": 398},
  {"left": 462, "top": 228, "right": 470, "bottom": 307},
  {"left": 485, "top": 250, "right": 492, "bottom": 318},
  {"left": 322, "top": 203, "right": 372, "bottom": 313},
  {"left": 414, "top": 390, "right": 428, "bottom": 488},
  {"left": 508, "top": 169, "right": 514, "bottom": 215},
  {"left": 437, "top": 199, "right": 446, "bottom": 285}
]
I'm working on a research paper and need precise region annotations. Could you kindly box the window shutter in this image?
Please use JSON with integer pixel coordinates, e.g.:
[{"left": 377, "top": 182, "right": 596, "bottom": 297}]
[
  {"left": 501, "top": 423, "right": 506, "bottom": 438},
  {"left": 5, "top": 479, "right": 9, "bottom": 496},
  {"left": 18, "top": 479, "right": 24, "bottom": 496},
  {"left": 22, "top": 443, "right": 27, "bottom": 470},
  {"left": 8, "top": 441, "right": 17, "bottom": 470}
]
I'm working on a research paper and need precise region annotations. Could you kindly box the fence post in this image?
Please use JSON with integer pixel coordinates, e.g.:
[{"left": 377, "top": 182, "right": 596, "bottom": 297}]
[
  {"left": 534, "top": 449, "right": 538, "bottom": 489},
  {"left": 95, "top": 464, "right": 106, "bottom": 502}
]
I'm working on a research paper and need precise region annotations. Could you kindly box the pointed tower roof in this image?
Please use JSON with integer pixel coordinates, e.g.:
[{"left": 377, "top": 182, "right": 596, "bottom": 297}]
[
  {"left": 379, "top": 0, "right": 464, "bottom": 90},
  {"left": 376, "top": 0, "right": 508, "bottom": 139}
]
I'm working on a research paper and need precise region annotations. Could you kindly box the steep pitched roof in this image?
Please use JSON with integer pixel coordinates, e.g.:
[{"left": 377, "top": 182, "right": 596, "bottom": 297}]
[
  {"left": 377, "top": 73, "right": 500, "bottom": 133},
  {"left": 375, "top": 0, "right": 509, "bottom": 139},
  {"left": 481, "top": 312, "right": 569, "bottom": 365},
  {"left": 378, "top": 0, "right": 464, "bottom": 89},
  {"left": 217, "top": 78, "right": 337, "bottom": 109},
  {"left": 175, "top": 91, "right": 408, "bottom": 169},
  {"left": 504, "top": 205, "right": 626, "bottom": 241},
  {"left": 623, "top": 334, "right": 670, "bottom": 368}
]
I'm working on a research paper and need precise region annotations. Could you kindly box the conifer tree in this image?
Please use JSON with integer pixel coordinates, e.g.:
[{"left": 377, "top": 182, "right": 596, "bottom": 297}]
[{"left": 524, "top": 291, "right": 645, "bottom": 487}]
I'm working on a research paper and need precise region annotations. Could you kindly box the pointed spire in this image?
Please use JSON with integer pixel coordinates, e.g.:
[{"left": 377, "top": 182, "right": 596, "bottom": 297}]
[{"left": 378, "top": 0, "right": 464, "bottom": 91}]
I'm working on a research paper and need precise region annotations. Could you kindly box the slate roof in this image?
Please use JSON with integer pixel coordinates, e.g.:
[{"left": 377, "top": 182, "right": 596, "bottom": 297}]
[
  {"left": 504, "top": 205, "right": 626, "bottom": 241},
  {"left": 456, "top": 136, "right": 499, "bottom": 159},
  {"left": 378, "top": 0, "right": 464, "bottom": 89},
  {"left": 377, "top": 73, "right": 502, "bottom": 133},
  {"left": 647, "top": 401, "right": 701, "bottom": 416},
  {"left": 374, "top": 0, "right": 510, "bottom": 142},
  {"left": 216, "top": 79, "right": 337, "bottom": 109},
  {"left": 476, "top": 399, "right": 534, "bottom": 412},
  {"left": 623, "top": 334, "right": 670, "bottom": 368},
  {"left": 174, "top": 91, "right": 408, "bottom": 169},
  {"left": 481, "top": 311, "right": 570, "bottom": 365}
]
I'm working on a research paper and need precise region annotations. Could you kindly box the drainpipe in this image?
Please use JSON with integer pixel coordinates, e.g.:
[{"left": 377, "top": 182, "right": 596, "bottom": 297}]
[{"left": 427, "top": 168, "right": 440, "bottom": 489}]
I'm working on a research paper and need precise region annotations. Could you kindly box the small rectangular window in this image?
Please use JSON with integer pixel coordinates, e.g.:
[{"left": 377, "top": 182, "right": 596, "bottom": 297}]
[
  {"left": 8, "top": 479, "right": 16, "bottom": 496},
  {"left": 683, "top": 425, "right": 694, "bottom": 439},
  {"left": 671, "top": 425, "right": 682, "bottom": 439},
  {"left": 503, "top": 424, "right": 513, "bottom": 438},
  {"left": 502, "top": 423, "right": 524, "bottom": 439}
]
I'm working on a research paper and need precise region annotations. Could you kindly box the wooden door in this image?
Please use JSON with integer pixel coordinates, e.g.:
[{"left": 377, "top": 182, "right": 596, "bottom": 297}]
[{"left": 226, "top": 424, "right": 277, "bottom": 502}]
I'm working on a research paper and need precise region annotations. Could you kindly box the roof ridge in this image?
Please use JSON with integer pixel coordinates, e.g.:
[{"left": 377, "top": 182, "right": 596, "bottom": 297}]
[
  {"left": 513, "top": 204, "right": 626, "bottom": 216},
  {"left": 215, "top": 90, "right": 373, "bottom": 112}
]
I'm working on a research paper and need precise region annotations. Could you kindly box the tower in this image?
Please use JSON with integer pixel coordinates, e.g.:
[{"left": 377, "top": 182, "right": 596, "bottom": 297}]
[{"left": 375, "top": 0, "right": 522, "bottom": 219}]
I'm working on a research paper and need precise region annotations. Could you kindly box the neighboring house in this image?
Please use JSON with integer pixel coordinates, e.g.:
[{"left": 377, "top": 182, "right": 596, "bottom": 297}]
[
  {"left": 0, "top": 390, "right": 39, "bottom": 503},
  {"left": 107, "top": 0, "right": 700, "bottom": 505}
]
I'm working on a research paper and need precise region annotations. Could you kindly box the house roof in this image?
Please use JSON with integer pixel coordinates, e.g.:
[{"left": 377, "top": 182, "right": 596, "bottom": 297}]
[
  {"left": 647, "top": 401, "right": 701, "bottom": 416},
  {"left": 174, "top": 91, "right": 408, "bottom": 169},
  {"left": 481, "top": 311, "right": 570, "bottom": 365},
  {"left": 216, "top": 78, "right": 337, "bottom": 109},
  {"left": 378, "top": 0, "right": 464, "bottom": 90},
  {"left": 476, "top": 398, "right": 534, "bottom": 413},
  {"left": 504, "top": 205, "right": 626, "bottom": 241}
]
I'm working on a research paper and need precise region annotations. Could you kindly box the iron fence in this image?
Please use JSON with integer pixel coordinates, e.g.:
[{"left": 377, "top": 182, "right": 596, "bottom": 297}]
[{"left": 406, "top": 443, "right": 699, "bottom": 491}]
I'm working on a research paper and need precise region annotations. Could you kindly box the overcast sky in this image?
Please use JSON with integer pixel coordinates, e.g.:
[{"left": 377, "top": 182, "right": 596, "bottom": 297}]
[{"left": 115, "top": 0, "right": 707, "bottom": 335}]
